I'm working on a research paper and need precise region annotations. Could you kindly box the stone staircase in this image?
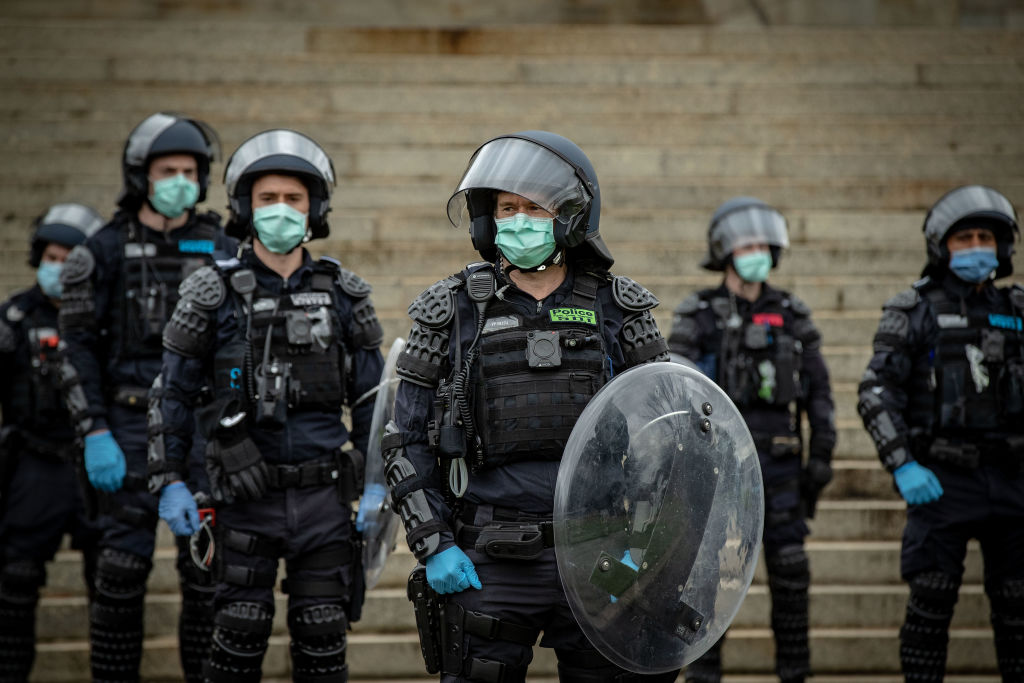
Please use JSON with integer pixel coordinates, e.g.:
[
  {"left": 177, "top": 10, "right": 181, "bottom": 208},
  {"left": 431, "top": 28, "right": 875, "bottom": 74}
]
[{"left": 1, "top": 4, "right": 1022, "bottom": 680}]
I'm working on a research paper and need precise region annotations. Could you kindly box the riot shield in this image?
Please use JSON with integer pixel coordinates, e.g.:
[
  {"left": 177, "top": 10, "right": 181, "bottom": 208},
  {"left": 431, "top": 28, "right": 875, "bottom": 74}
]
[
  {"left": 554, "top": 361, "right": 763, "bottom": 674},
  {"left": 360, "top": 337, "right": 405, "bottom": 589}
]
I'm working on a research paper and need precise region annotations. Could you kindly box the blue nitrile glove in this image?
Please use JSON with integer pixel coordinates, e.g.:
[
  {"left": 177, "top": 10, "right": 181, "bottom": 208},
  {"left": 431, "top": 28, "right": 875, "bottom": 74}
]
[
  {"left": 425, "top": 546, "right": 482, "bottom": 595},
  {"left": 610, "top": 550, "right": 640, "bottom": 604},
  {"left": 894, "top": 462, "right": 944, "bottom": 505},
  {"left": 159, "top": 482, "right": 201, "bottom": 537},
  {"left": 84, "top": 430, "right": 126, "bottom": 493},
  {"left": 355, "top": 483, "right": 387, "bottom": 534}
]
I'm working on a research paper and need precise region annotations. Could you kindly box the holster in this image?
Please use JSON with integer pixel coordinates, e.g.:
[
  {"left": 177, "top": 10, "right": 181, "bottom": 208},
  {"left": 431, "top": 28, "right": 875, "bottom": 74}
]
[
  {"left": 336, "top": 448, "right": 364, "bottom": 503},
  {"left": 407, "top": 564, "right": 442, "bottom": 674},
  {"left": 469, "top": 523, "right": 552, "bottom": 561}
]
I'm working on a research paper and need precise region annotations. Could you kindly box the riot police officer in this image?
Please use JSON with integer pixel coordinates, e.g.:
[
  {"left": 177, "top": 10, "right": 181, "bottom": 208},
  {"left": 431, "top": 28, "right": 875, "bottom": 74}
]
[
  {"left": 154, "top": 129, "right": 385, "bottom": 682},
  {"left": 669, "top": 198, "right": 836, "bottom": 683},
  {"left": 0, "top": 203, "right": 104, "bottom": 681},
  {"left": 386, "top": 131, "right": 678, "bottom": 682},
  {"left": 857, "top": 186, "right": 1024, "bottom": 682},
  {"left": 58, "top": 113, "right": 235, "bottom": 682}
]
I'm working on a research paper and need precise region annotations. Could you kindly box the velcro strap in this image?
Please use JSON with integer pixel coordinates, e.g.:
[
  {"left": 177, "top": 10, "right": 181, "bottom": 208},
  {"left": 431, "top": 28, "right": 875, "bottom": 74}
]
[
  {"left": 223, "top": 529, "right": 282, "bottom": 558},
  {"left": 462, "top": 610, "right": 538, "bottom": 646},
  {"left": 223, "top": 564, "right": 277, "bottom": 588},
  {"left": 398, "top": 355, "right": 441, "bottom": 384},
  {"left": 466, "top": 658, "right": 525, "bottom": 683},
  {"left": 391, "top": 476, "right": 428, "bottom": 502},
  {"left": 289, "top": 544, "right": 353, "bottom": 571},
  {"left": 406, "top": 520, "right": 449, "bottom": 548},
  {"left": 382, "top": 430, "right": 427, "bottom": 452},
  {"left": 624, "top": 337, "right": 668, "bottom": 365},
  {"left": 281, "top": 577, "right": 347, "bottom": 597}
]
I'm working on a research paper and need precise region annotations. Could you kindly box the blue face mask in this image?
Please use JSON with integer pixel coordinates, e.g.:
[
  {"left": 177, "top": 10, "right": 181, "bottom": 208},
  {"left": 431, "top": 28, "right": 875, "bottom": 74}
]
[
  {"left": 733, "top": 250, "right": 773, "bottom": 283},
  {"left": 949, "top": 246, "right": 998, "bottom": 283},
  {"left": 253, "top": 203, "right": 308, "bottom": 254},
  {"left": 494, "top": 213, "right": 556, "bottom": 269},
  {"left": 149, "top": 173, "right": 200, "bottom": 219},
  {"left": 37, "top": 262, "right": 63, "bottom": 298}
]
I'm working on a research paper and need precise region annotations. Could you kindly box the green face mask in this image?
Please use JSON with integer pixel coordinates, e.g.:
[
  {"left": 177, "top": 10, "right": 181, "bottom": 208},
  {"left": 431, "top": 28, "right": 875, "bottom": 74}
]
[
  {"left": 494, "top": 213, "right": 556, "bottom": 269},
  {"left": 149, "top": 173, "right": 199, "bottom": 219},
  {"left": 733, "top": 250, "right": 773, "bottom": 283},
  {"left": 253, "top": 203, "right": 308, "bottom": 254}
]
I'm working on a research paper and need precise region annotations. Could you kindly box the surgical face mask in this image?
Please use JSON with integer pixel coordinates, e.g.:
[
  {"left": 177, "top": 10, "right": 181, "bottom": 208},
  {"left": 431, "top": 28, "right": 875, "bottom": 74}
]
[
  {"left": 37, "top": 261, "right": 63, "bottom": 298},
  {"left": 949, "top": 246, "right": 998, "bottom": 283},
  {"left": 149, "top": 173, "right": 199, "bottom": 218},
  {"left": 733, "top": 250, "right": 773, "bottom": 283},
  {"left": 494, "top": 213, "right": 556, "bottom": 269},
  {"left": 253, "top": 203, "right": 308, "bottom": 254}
]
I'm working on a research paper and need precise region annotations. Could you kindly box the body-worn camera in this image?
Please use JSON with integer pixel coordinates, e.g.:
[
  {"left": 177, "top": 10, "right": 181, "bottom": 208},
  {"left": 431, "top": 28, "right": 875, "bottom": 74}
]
[{"left": 527, "top": 330, "right": 561, "bottom": 369}]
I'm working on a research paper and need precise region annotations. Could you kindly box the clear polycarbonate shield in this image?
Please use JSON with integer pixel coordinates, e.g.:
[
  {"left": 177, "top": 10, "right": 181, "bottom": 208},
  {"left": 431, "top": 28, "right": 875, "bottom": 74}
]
[
  {"left": 554, "top": 362, "right": 763, "bottom": 674},
  {"left": 709, "top": 205, "right": 789, "bottom": 263},
  {"left": 224, "top": 129, "right": 336, "bottom": 198},
  {"left": 124, "top": 113, "right": 178, "bottom": 166},
  {"left": 924, "top": 185, "right": 1019, "bottom": 245},
  {"left": 39, "top": 203, "right": 104, "bottom": 237},
  {"left": 446, "top": 136, "right": 591, "bottom": 228},
  {"left": 361, "top": 337, "right": 406, "bottom": 589}
]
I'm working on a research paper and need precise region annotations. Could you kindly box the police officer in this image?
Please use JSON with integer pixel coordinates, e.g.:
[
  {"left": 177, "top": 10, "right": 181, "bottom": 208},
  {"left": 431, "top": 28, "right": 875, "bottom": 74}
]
[
  {"left": 857, "top": 186, "right": 1024, "bottom": 682},
  {"left": 386, "top": 131, "right": 678, "bottom": 682},
  {"left": 0, "top": 203, "right": 104, "bottom": 681},
  {"left": 58, "top": 113, "right": 234, "bottom": 682},
  {"left": 154, "top": 129, "right": 385, "bottom": 682},
  {"left": 669, "top": 198, "right": 836, "bottom": 683}
]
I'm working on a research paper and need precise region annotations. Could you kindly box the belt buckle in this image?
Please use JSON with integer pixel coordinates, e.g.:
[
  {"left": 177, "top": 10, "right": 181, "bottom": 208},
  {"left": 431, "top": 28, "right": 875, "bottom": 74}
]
[{"left": 277, "top": 465, "right": 302, "bottom": 488}]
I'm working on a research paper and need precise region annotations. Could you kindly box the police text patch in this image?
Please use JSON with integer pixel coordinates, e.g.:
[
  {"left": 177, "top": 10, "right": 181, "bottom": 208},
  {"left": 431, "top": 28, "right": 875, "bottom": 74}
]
[
  {"left": 291, "top": 292, "right": 332, "bottom": 307},
  {"left": 549, "top": 308, "right": 597, "bottom": 325}
]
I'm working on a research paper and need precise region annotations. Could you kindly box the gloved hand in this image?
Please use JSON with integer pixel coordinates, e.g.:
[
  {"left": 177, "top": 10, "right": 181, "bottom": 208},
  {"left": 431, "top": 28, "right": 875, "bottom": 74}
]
[
  {"left": 610, "top": 550, "right": 639, "bottom": 604},
  {"left": 800, "top": 457, "right": 833, "bottom": 519},
  {"left": 84, "top": 430, "right": 126, "bottom": 493},
  {"left": 894, "top": 461, "right": 944, "bottom": 505},
  {"left": 355, "top": 483, "right": 387, "bottom": 534},
  {"left": 425, "top": 546, "right": 482, "bottom": 595},
  {"left": 159, "top": 481, "right": 200, "bottom": 536},
  {"left": 205, "top": 435, "right": 269, "bottom": 505}
]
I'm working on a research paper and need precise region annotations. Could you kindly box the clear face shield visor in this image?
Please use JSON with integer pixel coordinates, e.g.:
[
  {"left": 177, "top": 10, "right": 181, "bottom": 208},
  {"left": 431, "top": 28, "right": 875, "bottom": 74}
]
[
  {"left": 224, "top": 130, "right": 335, "bottom": 198},
  {"left": 124, "top": 113, "right": 219, "bottom": 167},
  {"left": 924, "top": 185, "right": 1019, "bottom": 246},
  {"left": 710, "top": 206, "right": 790, "bottom": 261},
  {"left": 446, "top": 137, "right": 591, "bottom": 228},
  {"left": 39, "top": 203, "right": 104, "bottom": 237}
]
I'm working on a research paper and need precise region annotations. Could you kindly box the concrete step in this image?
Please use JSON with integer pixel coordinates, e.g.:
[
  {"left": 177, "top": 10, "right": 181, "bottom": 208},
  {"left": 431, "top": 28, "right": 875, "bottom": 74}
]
[{"left": 27, "top": 627, "right": 1000, "bottom": 681}]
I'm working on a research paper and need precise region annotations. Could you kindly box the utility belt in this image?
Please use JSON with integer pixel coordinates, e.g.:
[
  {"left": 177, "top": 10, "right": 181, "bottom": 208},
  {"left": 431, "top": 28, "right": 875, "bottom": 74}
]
[
  {"left": 455, "top": 504, "right": 555, "bottom": 561},
  {"left": 265, "top": 454, "right": 344, "bottom": 490},
  {"left": 5, "top": 428, "right": 78, "bottom": 464},
  {"left": 922, "top": 435, "right": 1024, "bottom": 473},
  {"left": 96, "top": 471, "right": 158, "bottom": 528},
  {"left": 752, "top": 433, "right": 802, "bottom": 458},
  {"left": 110, "top": 385, "right": 151, "bottom": 411}
]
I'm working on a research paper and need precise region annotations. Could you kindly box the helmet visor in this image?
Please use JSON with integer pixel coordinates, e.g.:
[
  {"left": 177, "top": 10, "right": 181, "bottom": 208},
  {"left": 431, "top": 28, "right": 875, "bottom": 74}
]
[
  {"left": 446, "top": 137, "right": 591, "bottom": 228},
  {"left": 925, "top": 185, "right": 1018, "bottom": 244},
  {"left": 124, "top": 113, "right": 178, "bottom": 167},
  {"left": 224, "top": 130, "right": 335, "bottom": 198},
  {"left": 710, "top": 206, "right": 789, "bottom": 259},
  {"left": 39, "top": 203, "right": 104, "bottom": 237}
]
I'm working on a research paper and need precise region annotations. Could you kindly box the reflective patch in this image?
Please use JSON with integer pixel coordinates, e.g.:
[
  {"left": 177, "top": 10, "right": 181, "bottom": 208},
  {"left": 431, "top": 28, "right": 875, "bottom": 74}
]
[
  {"left": 124, "top": 242, "right": 157, "bottom": 258},
  {"left": 178, "top": 239, "right": 215, "bottom": 254},
  {"left": 936, "top": 313, "right": 968, "bottom": 328},
  {"left": 483, "top": 315, "right": 519, "bottom": 334},
  {"left": 290, "top": 292, "right": 331, "bottom": 307},
  {"left": 549, "top": 307, "right": 597, "bottom": 325},
  {"left": 6, "top": 306, "right": 24, "bottom": 322},
  {"left": 253, "top": 298, "right": 276, "bottom": 313},
  {"left": 752, "top": 312, "right": 784, "bottom": 327},
  {"left": 989, "top": 313, "right": 1023, "bottom": 331}
]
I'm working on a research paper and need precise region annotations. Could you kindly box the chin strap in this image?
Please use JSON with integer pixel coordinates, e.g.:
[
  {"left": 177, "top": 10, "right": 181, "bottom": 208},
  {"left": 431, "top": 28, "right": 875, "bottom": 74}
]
[{"left": 500, "top": 249, "right": 565, "bottom": 279}]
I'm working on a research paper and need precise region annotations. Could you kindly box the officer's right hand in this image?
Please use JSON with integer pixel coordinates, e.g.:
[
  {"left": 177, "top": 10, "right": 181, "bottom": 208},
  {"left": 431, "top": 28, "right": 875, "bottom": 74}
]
[
  {"left": 84, "top": 430, "right": 126, "bottom": 492},
  {"left": 159, "top": 481, "right": 200, "bottom": 536},
  {"left": 355, "top": 483, "right": 387, "bottom": 534},
  {"left": 893, "top": 462, "right": 944, "bottom": 505},
  {"left": 425, "top": 546, "right": 482, "bottom": 595}
]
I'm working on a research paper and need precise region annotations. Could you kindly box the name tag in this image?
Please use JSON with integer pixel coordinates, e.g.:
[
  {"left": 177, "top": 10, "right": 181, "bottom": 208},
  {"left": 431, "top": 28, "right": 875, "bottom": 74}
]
[
  {"left": 124, "top": 243, "right": 157, "bottom": 258},
  {"left": 483, "top": 315, "right": 519, "bottom": 334},
  {"left": 936, "top": 314, "right": 968, "bottom": 328},
  {"left": 253, "top": 298, "right": 277, "bottom": 313},
  {"left": 549, "top": 308, "right": 597, "bottom": 325},
  {"left": 291, "top": 292, "right": 331, "bottom": 307}
]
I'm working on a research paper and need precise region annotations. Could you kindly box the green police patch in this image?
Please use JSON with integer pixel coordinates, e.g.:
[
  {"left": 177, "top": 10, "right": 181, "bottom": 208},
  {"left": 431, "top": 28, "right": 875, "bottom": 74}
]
[{"left": 549, "top": 308, "right": 597, "bottom": 325}]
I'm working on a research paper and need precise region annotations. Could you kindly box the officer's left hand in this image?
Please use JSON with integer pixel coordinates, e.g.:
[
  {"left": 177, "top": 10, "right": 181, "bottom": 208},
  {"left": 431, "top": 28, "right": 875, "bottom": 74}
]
[
  {"left": 159, "top": 481, "right": 200, "bottom": 536},
  {"left": 355, "top": 483, "right": 387, "bottom": 534},
  {"left": 610, "top": 549, "right": 639, "bottom": 604},
  {"left": 800, "top": 457, "right": 833, "bottom": 519}
]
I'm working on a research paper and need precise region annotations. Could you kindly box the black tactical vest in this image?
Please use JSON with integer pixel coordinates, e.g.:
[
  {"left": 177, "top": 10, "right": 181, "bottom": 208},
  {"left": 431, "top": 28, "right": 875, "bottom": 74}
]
[
  {"left": 114, "top": 214, "right": 219, "bottom": 360},
  {"left": 921, "top": 283, "right": 1024, "bottom": 435},
  {"left": 473, "top": 273, "right": 608, "bottom": 468}
]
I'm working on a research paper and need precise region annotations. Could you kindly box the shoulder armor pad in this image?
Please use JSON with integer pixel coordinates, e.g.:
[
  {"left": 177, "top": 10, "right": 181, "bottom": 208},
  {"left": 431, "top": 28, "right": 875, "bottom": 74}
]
[
  {"left": 338, "top": 267, "right": 372, "bottom": 299},
  {"left": 408, "top": 277, "right": 459, "bottom": 329},
  {"left": 785, "top": 293, "right": 812, "bottom": 317},
  {"left": 884, "top": 288, "right": 920, "bottom": 311},
  {"left": 1010, "top": 284, "right": 1024, "bottom": 310},
  {"left": 612, "top": 275, "right": 659, "bottom": 312},
  {"left": 5, "top": 303, "right": 25, "bottom": 323},
  {"left": 178, "top": 266, "right": 226, "bottom": 311},
  {"left": 62, "top": 245, "right": 95, "bottom": 285},
  {"left": 674, "top": 293, "right": 702, "bottom": 316},
  {"left": 0, "top": 318, "right": 15, "bottom": 353}
]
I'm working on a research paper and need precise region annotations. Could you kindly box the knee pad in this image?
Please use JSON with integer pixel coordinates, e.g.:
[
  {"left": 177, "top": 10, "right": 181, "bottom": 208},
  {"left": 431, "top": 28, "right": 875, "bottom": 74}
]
[
  {"left": 766, "top": 546, "right": 810, "bottom": 681},
  {"left": 205, "top": 601, "right": 273, "bottom": 683},
  {"left": 0, "top": 560, "right": 44, "bottom": 680},
  {"left": 93, "top": 547, "right": 152, "bottom": 605},
  {"left": 0, "top": 559, "right": 45, "bottom": 607},
  {"left": 90, "top": 549, "right": 151, "bottom": 681},
  {"left": 900, "top": 571, "right": 960, "bottom": 681},
  {"left": 179, "top": 581, "right": 216, "bottom": 683},
  {"left": 986, "top": 577, "right": 1024, "bottom": 680},
  {"left": 288, "top": 603, "right": 349, "bottom": 682},
  {"left": 766, "top": 545, "right": 810, "bottom": 593}
]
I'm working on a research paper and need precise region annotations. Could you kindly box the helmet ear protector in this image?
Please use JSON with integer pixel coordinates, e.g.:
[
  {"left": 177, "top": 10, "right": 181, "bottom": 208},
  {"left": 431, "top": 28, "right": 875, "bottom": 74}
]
[
  {"left": 28, "top": 203, "right": 104, "bottom": 267},
  {"left": 120, "top": 113, "right": 220, "bottom": 209}
]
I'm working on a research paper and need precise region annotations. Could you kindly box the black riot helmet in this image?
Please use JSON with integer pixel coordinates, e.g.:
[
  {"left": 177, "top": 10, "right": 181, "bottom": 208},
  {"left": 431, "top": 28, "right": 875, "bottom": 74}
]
[
  {"left": 922, "top": 185, "right": 1019, "bottom": 279},
  {"left": 701, "top": 196, "right": 790, "bottom": 272},
  {"left": 446, "top": 130, "right": 614, "bottom": 268},
  {"left": 29, "top": 203, "right": 104, "bottom": 267},
  {"left": 119, "top": 112, "right": 220, "bottom": 210},
  {"left": 223, "top": 129, "right": 336, "bottom": 241}
]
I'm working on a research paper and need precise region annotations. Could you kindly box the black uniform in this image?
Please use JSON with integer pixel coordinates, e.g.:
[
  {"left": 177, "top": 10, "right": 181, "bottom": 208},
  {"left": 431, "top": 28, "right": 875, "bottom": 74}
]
[
  {"left": 389, "top": 261, "right": 677, "bottom": 683},
  {"left": 58, "top": 208, "right": 234, "bottom": 682},
  {"left": 858, "top": 273, "right": 1024, "bottom": 681},
  {"left": 669, "top": 283, "right": 836, "bottom": 683},
  {"left": 0, "top": 285, "right": 99, "bottom": 681},
  {"left": 157, "top": 246, "right": 385, "bottom": 682}
]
